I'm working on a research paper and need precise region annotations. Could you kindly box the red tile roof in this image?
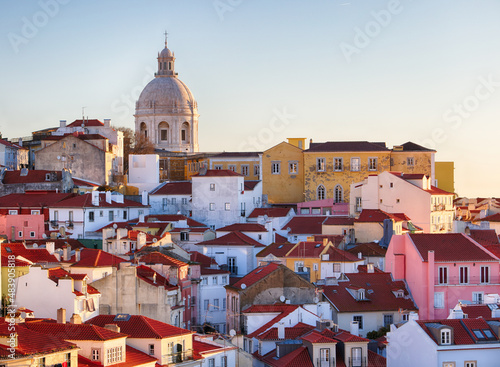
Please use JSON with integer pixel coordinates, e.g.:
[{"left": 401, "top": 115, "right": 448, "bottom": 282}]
[
  {"left": 1, "top": 170, "right": 63, "bottom": 184},
  {"left": 282, "top": 216, "right": 327, "bottom": 234},
  {"left": 244, "top": 304, "right": 299, "bottom": 338},
  {"left": 150, "top": 181, "right": 192, "bottom": 195},
  {"left": 218, "top": 223, "right": 268, "bottom": 232},
  {"left": 256, "top": 242, "right": 296, "bottom": 258},
  {"left": 395, "top": 142, "right": 435, "bottom": 152},
  {"left": 136, "top": 252, "right": 188, "bottom": 267},
  {"left": 232, "top": 263, "right": 281, "bottom": 290},
  {"left": 54, "top": 193, "right": 147, "bottom": 208},
  {"left": 323, "top": 216, "right": 355, "bottom": 225},
  {"left": 256, "top": 322, "right": 315, "bottom": 341},
  {"left": 87, "top": 315, "right": 193, "bottom": 338},
  {"left": 306, "top": 141, "right": 389, "bottom": 152},
  {"left": 0, "top": 192, "right": 74, "bottom": 208},
  {"left": 248, "top": 207, "right": 293, "bottom": 218},
  {"left": 347, "top": 242, "right": 387, "bottom": 257},
  {"left": 460, "top": 303, "right": 500, "bottom": 319},
  {"left": 196, "top": 231, "right": 265, "bottom": 247},
  {"left": 24, "top": 321, "right": 127, "bottom": 340},
  {"left": 286, "top": 241, "right": 360, "bottom": 262},
  {"left": 244, "top": 181, "right": 260, "bottom": 190},
  {"left": 0, "top": 254, "right": 30, "bottom": 267},
  {"left": 136, "top": 265, "right": 178, "bottom": 290},
  {"left": 355, "top": 209, "right": 405, "bottom": 223},
  {"left": 69, "top": 248, "right": 125, "bottom": 267},
  {"left": 72, "top": 178, "right": 99, "bottom": 187},
  {"left": 200, "top": 268, "right": 230, "bottom": 275},
  {"left": 417, "top": 318, "right": 499, "bottom": 345},
  {"left": 192, "top": 340, "right": 225, "bottom": 354},
  {"left": 193, "top": 169, "right": 242, "bottom": 177},
  {"left": 259, "top": 346, "right": 314, "bottom": 367},
  {"left": 409, "top": 233, "right": 499, "bottom": 262},
  {"left": 300, "top": 329, "right": 338, "bottom": 344},
  {"left": 479, "top": 213, "right": 500, "bottom": 222},
  {"left": 321, "top": 272, "right": 417, "bottom": 313},
  {"left": 67, "top": 119, "right": 104, "bottom": 127},
  {"left": 190, "top": 251, "right": 218, "bottom": 267},
  {"left": 144, "top": 214, "right": 206, "bottom": 227},
  {"left": 1, "top": 243, "right": 59, "bottom": 264},
  {"left": 469, "top": 229, "right": 499, "bottom": 246}
]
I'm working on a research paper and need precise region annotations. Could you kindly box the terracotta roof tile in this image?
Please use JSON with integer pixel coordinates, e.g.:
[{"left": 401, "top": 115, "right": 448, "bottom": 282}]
[
  {"left": 409, "top": 233, "right": 498, "bottom": 262},
  {"left": 469, "top": 229, "right": 499, "bottom": 246},
  {"left": 244, "top": 181, "right": 260, "bottom": 191},
  {"left": 395, "top": 142, "right": 435, "bottom": 152},
  {"left": 306, "top": 141, "right": 389, "bottom": 152},
  {"left": 150, "top": 181, "right": 192, "bottom": 195},
  {"left": 2, "top": 170, "right": 63, "bottom": 184},
  {"left": 78, "top": 346, "right": 158, "bottom": 367},
  {"left": 143, "top": 214, "right": 206, "bottom": 227},
  {"left": 256, "top": 242, "right": 295, "bottom": 258},
  {"left": 193, "top": 169, "right": 242, "bottom": 177},
  {"left": 1, "top": 243, "right": 59, "bottom": 264},
  {"left": 323, "top": 216, "right": 355, "bottom": 225},
  {"left": 232, "top": 263, "right": 281, "bottom": 290},
  {"left": 259, "top": 346, "right": 314, "bottom": 367},
  {"left": 24, "top": 321, "right": 127, "bottom": 340},
  {"left": 417, "top": 318, "right": 499, "bottom": 345},
  {"left": 282, "top": 216, "right": 327, "bottom": 235},
  {"left": 196, "top": 231, "right": 265, "bottom": 247},
  {"left": 54, "top": 193, "right": 147, "bottom": 208},
  {"left": 69, "top": 248, "right": 125, "bottom": 267},
  {"left": 255, "top": 322, "right": 315, "bottom": 341},
  {"left": 137, "top": 252, "right": 188, "bottom": 267},
  {"left": 136, "top": 265, "right": 178, "bottom": 290},
  {"left": 479, "top": 213, "right": 500, "bottom": 222},
  {"left": 0, "top": 192, "right": 74, "bottom": 208},
  {"left": 347, "top": 242, "right": 387, "bottom": 257},
  {"left": 355, "top": 209, "right": 405, "bottom": 223},
  {"left": 248, "top": 207, "right": 293, "bottom": 218},
  {"left": 244, "top": 304, "right": 299, "bottom": 338},
  {"left": 218, "top": 223, "right": 268, "bottom": 232},
  {"left": 190, "top": 251, "right": 218, "bottom": 267},
  {"left": 87, "top": 315, "right": 193, "bottom": 338},
  {"left": 67, "top": 119, "right": 104, "bottom": 127}
]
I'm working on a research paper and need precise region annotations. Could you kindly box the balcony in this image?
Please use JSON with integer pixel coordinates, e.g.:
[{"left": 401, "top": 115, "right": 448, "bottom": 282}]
[
  {"left": 50, "top": 220, "right": 59, "bottom": 228},
  {"left": 165, "top": 349, "right": 193, "bottom": 364},
  {"left": 435, "top": 275, "right": 499, "bottom": 286},
  {"left": 347, "top": 356, "right": 366, "bottom": 367}
]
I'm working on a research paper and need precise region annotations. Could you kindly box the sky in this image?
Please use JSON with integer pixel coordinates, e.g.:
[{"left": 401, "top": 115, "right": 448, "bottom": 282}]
[{"left": 1, "top": 0, "right": 500, "bottom": 197}]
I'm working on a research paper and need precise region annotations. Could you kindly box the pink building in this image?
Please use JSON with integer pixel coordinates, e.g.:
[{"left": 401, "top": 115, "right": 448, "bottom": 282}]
[
  {"left": 0, "top": 213, "right": 45, "bottom": 241},
  {"left": 386, "top": 233, "right": 500, "bottom": 319}
]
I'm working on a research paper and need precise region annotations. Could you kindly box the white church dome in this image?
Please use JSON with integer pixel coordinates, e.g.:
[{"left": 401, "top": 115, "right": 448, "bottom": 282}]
[{"left": 137, "top": 76, "right": 196, "bottom": 112}]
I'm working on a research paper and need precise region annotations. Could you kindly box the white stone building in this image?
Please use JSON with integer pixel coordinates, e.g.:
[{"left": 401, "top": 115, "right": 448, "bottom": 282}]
[
  {"left": 198, "top": 268, "right": 230, "bottom": 334},
  {"left": 135, "top": 38, "right": 199, "bottom": 153}
]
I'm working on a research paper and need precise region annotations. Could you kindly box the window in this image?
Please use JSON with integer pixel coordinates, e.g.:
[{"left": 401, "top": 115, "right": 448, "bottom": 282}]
[
  {"left": 18, "top": 231, "right": 23, "bottom": 239},
  {"left": 202, "top": 277, "right": 208, "bottom": 285},
  {"left": 228, "top": 165, "right": 236, "bottom": 172},
  {"left": 351, "top": 347, "right": 362, "bottom": 367},
  {"left": 225, "top": 203, "right": 230, "bottom": 211},
  {"left": 30, "top": 231, "right": 35, "bottom": 238},
  {"left": 208, "top": 359, "right": 215, "bottom": 367},
  {"left": 383, "top": 314, "right": 393, "bottom": 327},
  {"left": 254, "top": 164, "right": 260, "bottom": 176},
  {"left": 271, "top": 161, "right": 281, "bottom": 174},
  {"left": 204, "top": 299, "right": 210, "bottom": 310},
  {"left": 438, "top": 267, "right": 448, "bottom": 284},
  {"left": 91, "top": 349, "right": 100, "bottom": 361},
  {"left": 317, "top": 185, "right": 326, "bottom": 200},
  {"left": 148, "top": 344, "right": 155, "bottom": 355},
  {"left": 313, "top": 263, "right": 318, "bottom": 271},
  {"left": 221, "top": 356, "right": 228, "bottom": 367},
  {"left": 317, "top": 158, "right": 326, "bottom": 172},
  {"left": 109, "top": 211, "right": 114, "bottom": 221},
  {"left": 123, "top": 210, "right": 127, "bottom": 220},
  {"left": 228, "top": 257, "right": 237, "bottom": 274},
  {"left": 353, "top": 315, "right": 363, "bottom": 330},
  {"left": 333, "top": 263, "right": 341, "bottom": 272},
  {"left": 180, "top": 232, "right": 189, "bottom": 241},
  {"left": 368, "top": 157, "right": 378, "bottom": 171},
  {"left": 288, "top": 161, "right": 298, "bottom": 174},
  {"left": 66, "top": 352, "right": 72, "bottom": 367},
  {"left": 214, "top": 165, "right": 223, "bottom": 170},
  {"left": 464, "top": 362, "right": 476, "bottom": 367},
  {"left": 440, "top": 329, "right": 451, "bottom": 345},
  {"left": 38, "top": 358, "right": 46, "bottom": 367},
  {"left": 334, "top": 157, "right": 343, "bottom": 171},
  {"left": 172, "top": 198, "right": 176, "bottom": 204},
  {"left": 241, "top": 165, "right": 249, "bottom": 176},
  {"left": 334, "top": 185, "right": 343, "bottom": 203},
  {"left": 434, "top": 292, "right": 444, "bottom": 308},
  {"left": 320, "top": 348, "right": 330, "bottom": 363},
  {"left": 459, "top": 266, "right": 469, "bottom": 284},
  {"left": 355, "top": 197, "right": 362, "bottom": 212},
  {"left": 295, "top": 261, "right": 304, "bottom": 272},
  {"left": 182, "top": 197, "right": 187, "bottom": 205},
  {"left": 31, "top": 210, "right": 40, "bottom": 215},
  {"left": 351, "top": 157, "right": 360, "bottom": 171},
  {"left": 214, "top": 298, "right": 219, "bottom": 310},
  {"left": 210, "top": 183, "right": 215, "bottom": 191},
  {"left": 181, "top": 129, "right": 187, "bottom": 141},
  {"left": 161, "top": 129, "right": 168, "bottom": 141},
  {"left": 407, "top": 157, "right": 414, "bottom": 166},
  {"left": 209, "top": 203, "right": 215, "bottom": 211},
  {"left": 100, "top": 210, "right": 104, "bottom": 217},
  {"left": 222, "top": 298, "right": 226, "bottom": 310},
  {"left": 212, "top": 276, "right": 218, "bottom": 285},
  {"left": 88, "top": 210, "right": 94, "bottom": 222},
  {"left": 481, "top": 266, "right": 489, "bottom": 283},
  {"left": 472, "top": 292, "right": 484, "bottom": 305},
  {"left": 222, "top": 275, "right": 228, "bottom": 285}
]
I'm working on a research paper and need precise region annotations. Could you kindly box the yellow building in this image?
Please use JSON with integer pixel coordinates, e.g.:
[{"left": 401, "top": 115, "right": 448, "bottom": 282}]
[
  {"left": 207, "top": 152, "right": 261, "bottom": 181},
  {"left": 262, "top": 141, "right": 304, "bottom": 203},
  {"left": 435, "top": 161, "right": 455, "bottom": 194},
  {"left": 1, "top": 256, "right": 29, "bottom": 299},
  {"left": 303, "top": 141, "right": 392, "bottom": 203},
  {"left": 390, "top": 142, "right": 435, "bottom": 180}
]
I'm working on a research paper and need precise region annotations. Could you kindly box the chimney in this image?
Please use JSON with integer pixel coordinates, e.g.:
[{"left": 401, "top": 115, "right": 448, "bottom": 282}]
[
  {"left": 117, "top": 228, "right": 128, "bottom": 240},
  {"left": 60, "top": 120, "right": 67, "bottom": 128},
  {"left": 70, "top": 313, "right": 82, "bottom": 324},
  {"left": 18, "top": 138, "right": 22, "bottom": 147},
  {"left": 277, "top": 322, "right": 285, "bottom": 339},
  {"left": 106, "top": 191, "right": 112, "bottom": 204},
  {"left": 350, "top": 321, "right": 359, "bottom": 336},
  {"left": 57, "top": 308, "right": 66, "bottom": 324},
  {"left": 323, "top": 238, "right": 328, "bottom": 246},
  {"left": 92, "top": 190, "right": 100, "bottom": 206},
  {"left": 63, "top": 246, "right": 70, "bottom": 261},
  {"left": 75, "top": 248, "right": 81, "bottom": 262},
  {"left": 358, "top": 252, "right": 363, "bottom": 259},
  {"left": 103, "top": 119, "right": 111, "bottom": 128},
  {"left": 492, "top": 308, "right": 500, "bottom": 318},
  {"left": 104, "top": 324, "right": 121, "bottom": 333},
  {"left": 408, "top": 312, "right": 419, "bottom": 322},
  {"left": 137, "top": 232, "right": 146, "bottom": 250},
  {"left": 141, "top": 190, "right": 148, "bottom": 206},
  {"left": 46, "top": 241, "right": 55, "bottom": 255}
]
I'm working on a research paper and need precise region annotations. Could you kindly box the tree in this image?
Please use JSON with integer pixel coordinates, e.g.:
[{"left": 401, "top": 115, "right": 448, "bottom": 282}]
[{"left": 114, "top": 126, "right": 156, "bottom": 174}]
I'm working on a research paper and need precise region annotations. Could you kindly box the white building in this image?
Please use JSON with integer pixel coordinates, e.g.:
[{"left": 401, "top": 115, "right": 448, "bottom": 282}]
[
  {"left": 198, "top": 268, "right": 230, "bottom": 334},
  {"left": 14, "top": 265, "right": 100, "bottom": 322},
  {"left": 49, "top": 191, "right": 149, "bottom": 239},
  {"left": 149, "top": 181, "right": 192, "bottom": 216},
  {"left": 191, "top": 169, "right": 262, "bottom": 229},
  {"left": 387, "top": 317, "right": 500, "bottom": 367},
  {"left": 128, "top": 154, "right": 161, "bottom": 193},
  {"left": 135, "top": 38, "right": 199, "bottom": 153},
  {"left": 350, "top": 171, "right": 454, "bottom": 233}
]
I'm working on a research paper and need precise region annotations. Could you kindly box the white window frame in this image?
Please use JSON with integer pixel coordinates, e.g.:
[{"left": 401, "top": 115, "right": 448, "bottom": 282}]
[
  {"left": 434, "top": 292, "right": 444, "bottom": 309},
  {"left": 241, "top": 165, "right": 249, "bottom": 176},
  {"left": 317, "top": 157, "right": 326, "bottom": 172},
  {"left": 351, "top": 157, "right": 360, "bottom": 171},
  {"left": 225, "top": 203, "right": 230, "bottom": 211},
  {"left": 440, "top": 329, "right": 451, "bottom": 345},
  {"left": 209, "top": 203, "right": 215, "bottom": 211},
  {"left": 271, "top": 161, "right": 281, "bottom": 174},
  {"left": 368, "top": 157, "right": 378, "bottom": 171},
  {"left": 334, "top": 157, "right": 343, "bottom": 171},
  {"left": 288, "top": 161, "right": 298, "bottom": 174}
]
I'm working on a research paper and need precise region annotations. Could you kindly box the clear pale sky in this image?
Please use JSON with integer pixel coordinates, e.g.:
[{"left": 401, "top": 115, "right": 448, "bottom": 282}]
[{"left": 1, "top": 0, "right": 500, "bottom": 197}]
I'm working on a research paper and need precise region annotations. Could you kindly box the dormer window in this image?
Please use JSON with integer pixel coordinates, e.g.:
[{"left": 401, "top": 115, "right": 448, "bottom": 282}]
[
  {"left": 441, "top": 329, "right": 451, "bottom": 345},
  {"left": 393, "top": 289, "right": 404, "bottom": 298},
  {"left": 357, "top": 289, "right": 365, "bottom": 300}
]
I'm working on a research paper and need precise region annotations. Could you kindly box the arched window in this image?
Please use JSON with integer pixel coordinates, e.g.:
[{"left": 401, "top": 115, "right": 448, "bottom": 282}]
[
  {"left": 169, "top": 62, "right": 172, "bottom": 70},
  {"left": 158, "top": 121, "right": 169, "bottom": 143},
  {"left": 181, "top": 122, "right": 190, "bottom": 143},
  {"left": 334, "top": 185, "right": 343, "bottom": 203},
  {"left": 140, "top": 122, "right": 147, "bottom": 138},
  {"left": 317, "top": 185, "right": 326, "bottom": 201}
]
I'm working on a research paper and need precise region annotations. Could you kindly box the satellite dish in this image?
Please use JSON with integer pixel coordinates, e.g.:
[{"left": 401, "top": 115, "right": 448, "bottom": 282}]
[
  {"left": 241, "top": 283, "right": 246, "bottom": 289},
  {"left": 313, "top": 296, "right": 319, "bottom": 304},
  {"left": 42, "top": 233, "right": 47, "bottom": 239},
  {"left": 279, "top": 295, "right": 286, "bottom": 302},
  {"left": 229, "top": 329, "right": 236, "bottom": 337},
  {"left": 32, "top": 243, "right": 38, "bottom": 248},
  {"left": 153, "top": 238, "right": 157, "bottom": 242},
  {"left": 57, "top": 156, "right": 61, "bottom": 160},
  {"left": 112, "top": 223, "right": 118, "bottom": 229}
]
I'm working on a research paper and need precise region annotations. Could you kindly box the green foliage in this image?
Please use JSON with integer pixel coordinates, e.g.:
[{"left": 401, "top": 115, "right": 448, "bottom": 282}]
[{"left": 367, "top": 326, "right": 390, "bottom": 339}]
